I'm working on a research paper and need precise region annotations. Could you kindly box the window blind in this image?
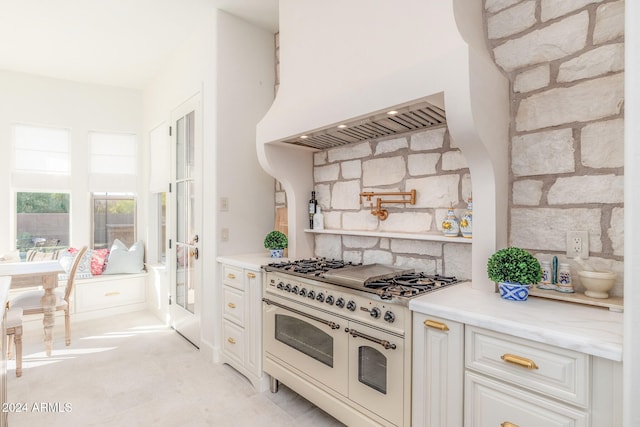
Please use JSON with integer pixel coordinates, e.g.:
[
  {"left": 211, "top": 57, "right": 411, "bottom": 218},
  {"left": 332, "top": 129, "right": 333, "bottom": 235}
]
[{"left": 89, "top": 131, "right": 138, "bottom": 192}]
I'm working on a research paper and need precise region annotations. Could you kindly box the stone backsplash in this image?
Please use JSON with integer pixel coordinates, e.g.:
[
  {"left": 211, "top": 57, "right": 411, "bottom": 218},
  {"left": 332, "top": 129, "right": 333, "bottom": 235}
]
[
  {"left": 486, "top": 0, "right": 625, "bottom": 296},
  {"left": 311, "top": 127, "right": 473, "bottom": 280}
]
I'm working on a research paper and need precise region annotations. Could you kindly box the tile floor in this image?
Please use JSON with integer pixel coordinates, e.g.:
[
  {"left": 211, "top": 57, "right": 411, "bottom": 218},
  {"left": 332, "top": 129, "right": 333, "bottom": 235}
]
[{"left": 6, "top": 311, "right": 345, "bottom": 426}]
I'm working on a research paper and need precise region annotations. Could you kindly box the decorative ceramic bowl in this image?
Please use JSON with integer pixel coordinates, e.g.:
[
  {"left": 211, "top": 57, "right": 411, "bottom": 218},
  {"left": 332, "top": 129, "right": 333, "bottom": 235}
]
[
  {"left": 578, "top": 270, "right": 617, "bottom": 299},
  {"left": 498, "top": 282, "right": 531, "bottom": 301}
]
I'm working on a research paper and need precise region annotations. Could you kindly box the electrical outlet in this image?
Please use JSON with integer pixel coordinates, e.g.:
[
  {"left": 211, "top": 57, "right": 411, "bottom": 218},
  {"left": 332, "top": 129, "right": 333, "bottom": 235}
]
[
  {"left": 566, "top": 231, "right": 589, "bottom": 258},
  {"left": 221, "top": 228, "right": 229, "bottom": 242}
]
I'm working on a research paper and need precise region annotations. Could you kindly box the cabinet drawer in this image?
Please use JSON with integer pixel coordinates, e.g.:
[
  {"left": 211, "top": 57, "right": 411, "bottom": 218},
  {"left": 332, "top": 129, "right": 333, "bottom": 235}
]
[
  {"left": 465, "top": 371, "right": 588, "bottom": 427},
  {"left": 223, "top": 321, "right": 245, "bottom": 365},
  {"left": 222, "top": 265, "right": 244, "bottom": 290},
  {"left": 75, "top": 276, "right": 146, "bottom": 312},
  {"left": 465, "top": 326, "right": 589, "bottom": 407},
  {"left": 223, "top": 286, "right": 245, "bottom": 326}
]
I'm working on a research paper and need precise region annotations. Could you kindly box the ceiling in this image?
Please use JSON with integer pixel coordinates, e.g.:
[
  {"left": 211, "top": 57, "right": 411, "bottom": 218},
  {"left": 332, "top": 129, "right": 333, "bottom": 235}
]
[{"left": 0, "top": 0, "right": 279, "bottom": 90}]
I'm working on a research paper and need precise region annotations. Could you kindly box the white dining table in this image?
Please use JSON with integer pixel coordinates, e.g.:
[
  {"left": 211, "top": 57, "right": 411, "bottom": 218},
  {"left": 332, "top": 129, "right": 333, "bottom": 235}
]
[{"left": 0, "top": 260, "right": 64, "bottom": 356}]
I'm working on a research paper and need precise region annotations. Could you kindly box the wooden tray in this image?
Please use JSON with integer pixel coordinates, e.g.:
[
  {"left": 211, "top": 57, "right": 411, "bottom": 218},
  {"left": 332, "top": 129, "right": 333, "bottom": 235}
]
[{"left": 529, "top": 287, "right": 623, "bottom": 312}]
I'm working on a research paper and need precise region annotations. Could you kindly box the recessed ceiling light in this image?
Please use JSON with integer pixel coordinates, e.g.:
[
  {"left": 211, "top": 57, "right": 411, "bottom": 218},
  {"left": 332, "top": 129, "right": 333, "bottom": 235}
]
[
  {"left": 337, "top": 124, "right": 347, "bottom": 129},
  {"left": 387, "top": 110, "right": 399, "bottom": 115},
  {"left": 300, "top": 135, "right": 309, "bottom": 139}
]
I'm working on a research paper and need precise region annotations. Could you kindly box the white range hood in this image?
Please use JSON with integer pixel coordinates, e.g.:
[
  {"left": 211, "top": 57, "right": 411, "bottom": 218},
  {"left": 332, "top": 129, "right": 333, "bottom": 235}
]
[{"left": 257, "top": 0, "right": 509, "bottom": 291}]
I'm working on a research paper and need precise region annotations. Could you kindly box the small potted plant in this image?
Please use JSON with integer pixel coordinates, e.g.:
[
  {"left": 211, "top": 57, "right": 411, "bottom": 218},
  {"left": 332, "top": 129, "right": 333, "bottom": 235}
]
[
  {"left": 487, "top": 247, "right": 541, "bottom": 301},
  {"left": 264, "top": 230, "right": 288, "bottom": 258}
]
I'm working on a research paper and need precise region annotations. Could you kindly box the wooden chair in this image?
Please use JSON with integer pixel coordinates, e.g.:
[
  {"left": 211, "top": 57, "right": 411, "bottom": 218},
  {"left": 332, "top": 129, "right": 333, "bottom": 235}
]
[
  {"left": 6, "top": 306, "right": 23, "bottom": 377},
  {"left": 10, "top": 246, "right": 88, "bottom": 348}
]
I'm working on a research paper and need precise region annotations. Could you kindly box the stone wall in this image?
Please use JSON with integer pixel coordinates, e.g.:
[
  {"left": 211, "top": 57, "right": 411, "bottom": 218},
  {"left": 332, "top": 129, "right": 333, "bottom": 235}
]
[
  {"left": 273, "top": 1, "right": 625, "bottom": 294},
  {"left": 486, "top": 0, "right": 625, "bottom": 296},
  {"left": 312, "top": 127, "right": 473, "bottom": 280}
]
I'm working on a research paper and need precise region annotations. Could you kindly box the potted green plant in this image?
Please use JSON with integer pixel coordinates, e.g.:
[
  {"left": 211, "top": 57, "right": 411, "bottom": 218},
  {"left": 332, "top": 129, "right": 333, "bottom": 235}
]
[
  {"left": 264, "top": 230, "right": 288, "bottom": 258},
  {"left": 487, "top": 247, "right": 541, "bottom": 301}
]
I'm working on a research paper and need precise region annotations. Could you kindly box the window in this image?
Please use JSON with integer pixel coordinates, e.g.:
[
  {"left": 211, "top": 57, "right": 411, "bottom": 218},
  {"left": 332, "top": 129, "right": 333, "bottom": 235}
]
[
  {"left": 88, "top": 131, "right": 138, "bottom": 193},
  {"left": 16, "top": 192, "right": 69, "bottom": 256},
  {"left": 157, "top": 192, "right": 167, "bottom": 263},
  {"left": 92, "top": 193, "right": 136, "bottom": 249},
  {"left": 13, "top": 124, "right": 70, "bottom": 175}
]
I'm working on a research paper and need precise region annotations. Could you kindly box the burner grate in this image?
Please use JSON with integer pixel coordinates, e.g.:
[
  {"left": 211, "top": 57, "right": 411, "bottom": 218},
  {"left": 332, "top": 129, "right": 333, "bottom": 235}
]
[
  {"left": 365, "top": 272, "right": 458, "bottom": 299},
  {"left": 267, "top": 258, "right": 359, "bottom": 277}
]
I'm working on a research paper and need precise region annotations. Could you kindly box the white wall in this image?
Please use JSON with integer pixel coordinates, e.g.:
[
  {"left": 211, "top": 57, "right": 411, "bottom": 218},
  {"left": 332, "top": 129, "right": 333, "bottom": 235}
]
[
  {"left": 624, "top": 1, "right": 640, "bottom": 425},
  {"left": 0, "top": 70, "right": 143, "bottom": 251},
  {"left": 216, "top": 11, "right": 276, "bottom": 257}
]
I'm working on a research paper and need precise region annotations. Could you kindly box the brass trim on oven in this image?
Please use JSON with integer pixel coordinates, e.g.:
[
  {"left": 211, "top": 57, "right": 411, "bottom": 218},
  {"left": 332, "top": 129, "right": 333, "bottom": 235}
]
[
  {"left": 262, "top": 298, "right": 341, "bottom": 330},
  {"left": 344, "top": 328, "right": 397, "bottom": 350}
]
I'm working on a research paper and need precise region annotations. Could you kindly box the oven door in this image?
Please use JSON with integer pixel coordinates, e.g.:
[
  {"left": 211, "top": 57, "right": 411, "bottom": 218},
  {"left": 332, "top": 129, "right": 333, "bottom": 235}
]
[
  {"left": 263, "top": 296, "right": 349, "bottom": 396},
  {"left": 346, "top": 322, "right": 405, "bottom": 426}
]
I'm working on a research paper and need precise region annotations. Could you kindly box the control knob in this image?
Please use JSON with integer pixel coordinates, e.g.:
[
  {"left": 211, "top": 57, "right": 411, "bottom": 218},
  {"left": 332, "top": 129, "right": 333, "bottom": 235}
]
[
  {"left": 325, "top": 295, "right": 335, "bottom": 305},
  {"left": 384, "top": 311, "right": 396, "bottom": 323},
  {"left": 316, "top": 293, "right": 325, "bottom": 303},
  {"left": 284, "top": 283, "right": 292, "bottom": 292},
  {"left": 370, "top": 307, "right": 381, "bottom": 319},
  {"left": 335, "top": 297, "right": 345, "bottom": 308},
  {"left": 277, "top": 282, "right": 284, "bottom": 290},
  {"left": 292, "top": 285, "right": 299, "bottom": 294},
  {"left": 299, "top": 288, "right": 307, "bottom": 297},
  {"left": 307, "top": 290, "right": 316, "bottom": 299},
  {"left": 346, "top": 300, "right": 357, "bottom": 312}
]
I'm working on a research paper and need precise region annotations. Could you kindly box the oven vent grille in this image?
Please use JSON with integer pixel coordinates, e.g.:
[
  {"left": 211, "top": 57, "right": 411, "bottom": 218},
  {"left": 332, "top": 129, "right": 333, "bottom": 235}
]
[{"left": 281, "top": 101, "right": 446, "bottom": 150}]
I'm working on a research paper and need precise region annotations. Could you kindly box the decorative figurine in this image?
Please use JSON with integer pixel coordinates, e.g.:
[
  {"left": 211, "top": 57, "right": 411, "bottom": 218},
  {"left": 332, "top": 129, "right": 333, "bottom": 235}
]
[{"left": 441, "top": 205, "right": 460, "bottom": 237}]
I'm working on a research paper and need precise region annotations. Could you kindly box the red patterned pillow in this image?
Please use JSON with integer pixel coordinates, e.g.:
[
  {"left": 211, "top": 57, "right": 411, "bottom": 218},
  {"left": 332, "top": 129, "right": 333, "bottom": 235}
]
[{"left": 90, "top": 249, "right": 110, "bottom": 275}]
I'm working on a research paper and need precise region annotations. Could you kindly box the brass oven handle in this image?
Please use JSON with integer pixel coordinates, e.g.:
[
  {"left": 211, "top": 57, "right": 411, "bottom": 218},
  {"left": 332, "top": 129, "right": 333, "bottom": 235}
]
[
  {"left": 501, "top": 353, "right": 539, "bottom": 370},
  {"left": 227, "top": 273, "right": 236, "bottom": 279},
  {"left": 501, "top": 422, "right": 519, "bottom": 427},
  {"left": 227, "top": 302, "right": 236, "bottom": 309},
  {"left": 424, "top": 319, "right": 449, "bottom": 331},
  {"left": 247, "top": 272, "right": 256, "bottom": 279},
  {"left": 227, "top": 337, "right": 236, "bottom": 344},
  {"left": 262, "top": 298, "right": 340, "bottom": 330},
  {"left": 344, "top": 328, "right": 397, "bottom": 350}
]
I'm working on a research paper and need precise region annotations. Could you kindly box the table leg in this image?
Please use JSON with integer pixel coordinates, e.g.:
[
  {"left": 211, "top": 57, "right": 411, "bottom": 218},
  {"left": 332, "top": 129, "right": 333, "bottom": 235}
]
[{"left": 41, "top": 273, "right": 58, "bottom": 356}]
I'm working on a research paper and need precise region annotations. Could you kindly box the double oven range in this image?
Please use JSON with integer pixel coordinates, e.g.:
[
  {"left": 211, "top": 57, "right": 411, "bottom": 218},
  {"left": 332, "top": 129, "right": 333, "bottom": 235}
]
[{"left": 262, "top": 258, "right": 459, "bottom": 427}]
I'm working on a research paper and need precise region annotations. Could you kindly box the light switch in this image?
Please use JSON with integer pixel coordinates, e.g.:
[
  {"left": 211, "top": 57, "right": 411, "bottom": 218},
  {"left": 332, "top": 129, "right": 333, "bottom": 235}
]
[
  {"left": 221, "top": 228, "right": 229, "bottom": 242},
  {"left": 220, "top": 197, "right": 229, "bottom": 212}
]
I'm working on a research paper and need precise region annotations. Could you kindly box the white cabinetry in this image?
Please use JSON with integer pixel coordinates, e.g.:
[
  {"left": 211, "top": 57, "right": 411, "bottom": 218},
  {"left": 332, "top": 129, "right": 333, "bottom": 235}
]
[
  {"left": 73, "top": 273, "right": 147, "bottom": 316},
  {"left": 464, "top": 326, "right": 622, "bottom": 427},
  {"left": 412, "top": 313, "right": 464, "bottom": 427},
  {"left": 220, "top": 263, "right": 268, "bottom": 392}
]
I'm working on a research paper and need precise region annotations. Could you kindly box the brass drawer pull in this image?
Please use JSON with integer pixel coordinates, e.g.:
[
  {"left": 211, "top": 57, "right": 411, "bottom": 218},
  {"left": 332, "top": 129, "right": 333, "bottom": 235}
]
[
  {"left": 227, "top": 302, "right": 236, "bottom": 309},
  {"left": 247, "top": 272, "right": 256, "bottom": 279},
  {"left": 501, "top": 353, "right": 539, "bottom": 370},
  {"left": 424, "top": 319, "right": 449, "bottom": 331},
  {"left": 105, "top": 292, "right": 121, "bottom": 297},
  {"left": 501, "top": 422, "right": 519, "bottom": 427},
  {"left": 227, "top": 273, "right": 236, "bottom": 279},
  {"left": 227, "top": 337, "right": 236, "bottom": 344}
]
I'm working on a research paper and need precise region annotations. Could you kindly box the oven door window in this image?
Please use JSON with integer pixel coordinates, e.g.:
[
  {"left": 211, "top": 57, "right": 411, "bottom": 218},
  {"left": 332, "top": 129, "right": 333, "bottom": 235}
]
[
  {"left": 358, "top": 345, "right": 387, "bottom": 394},
  {"left": 275, "top": 314, "right": 333, "bottom": 367}
]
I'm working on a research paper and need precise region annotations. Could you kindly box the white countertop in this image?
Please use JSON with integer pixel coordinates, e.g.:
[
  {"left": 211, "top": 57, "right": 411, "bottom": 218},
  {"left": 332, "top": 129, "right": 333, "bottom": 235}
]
[
  {"left": 216, "top": 253, "right": 290, "bottom": 271},
  {"left": 409, "top": 282, "right": 623, "bottom": 362}
]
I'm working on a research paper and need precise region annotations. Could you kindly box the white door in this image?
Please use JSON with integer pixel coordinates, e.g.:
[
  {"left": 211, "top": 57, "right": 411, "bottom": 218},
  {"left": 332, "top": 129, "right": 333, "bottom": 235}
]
[{"left": 169, "top": 95, "right": 202, "bottom": 347}]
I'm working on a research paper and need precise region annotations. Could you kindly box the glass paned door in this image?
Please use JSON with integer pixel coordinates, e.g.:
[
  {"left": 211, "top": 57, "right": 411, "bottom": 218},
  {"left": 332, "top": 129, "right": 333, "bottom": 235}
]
[{"left": 170, "top": 96, "right": 201, "bottom": 347}]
